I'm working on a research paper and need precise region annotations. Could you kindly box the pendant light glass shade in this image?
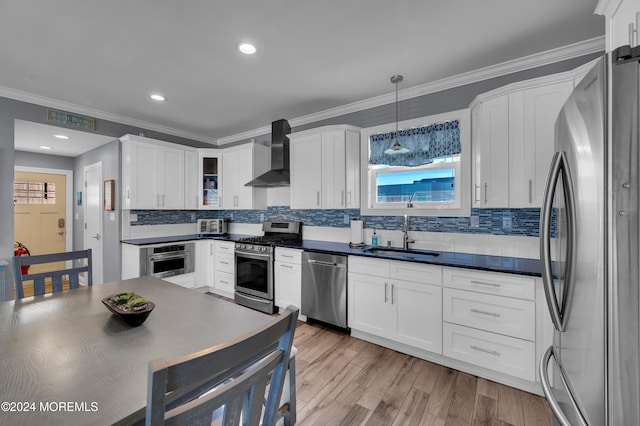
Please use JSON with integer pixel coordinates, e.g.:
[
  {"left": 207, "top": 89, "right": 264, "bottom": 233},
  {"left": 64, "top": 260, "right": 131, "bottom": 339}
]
[{"left": 384, "top": 74, "right": 409, "bottom": 155}]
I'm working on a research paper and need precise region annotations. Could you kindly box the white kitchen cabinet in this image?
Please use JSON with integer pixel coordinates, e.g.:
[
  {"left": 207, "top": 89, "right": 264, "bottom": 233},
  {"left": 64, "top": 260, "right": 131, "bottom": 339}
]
[
  {"left": 274, "top": 248, "right": 303, "bottom": 315},
  {"left": 509, "top": 81, "right": 573, "bottom": 207},
  {"left": 348, "top": 256, "right": 442, "bottom": 354},
  {"left": 221, "top": 143, "right": 269, "bottom": 210},
  {"left": 471, "top": 78, "right": 572, "bottom": 208},
  {"left": 195, "top": 240, "right": 215, "bottom": 288},
  {"left": 442, "top": 267, "right": 536, "bottom": 382},
  {"left": 213, "top": 241, "right": 235, "bottom": 296},
  {"left": 184, "top": 150, "right": 199, "bottom": 210},
  {"left": 198, "top": 149, "right": 221, "bottom": 209},
  {"left": 473, "top": 95, "right": 510, "bottom": 208},
  {"left": 289, "top": 132, "right": 322, "bottom": 208},
  {"left": 290, "top": 125, "right": 360, "bottom": 209},
  {"left": 596, "top": 0, "right": 640, "bottom": 52},
  {"left": 121, "top": 135, "right": 185, "bottom": 210}
]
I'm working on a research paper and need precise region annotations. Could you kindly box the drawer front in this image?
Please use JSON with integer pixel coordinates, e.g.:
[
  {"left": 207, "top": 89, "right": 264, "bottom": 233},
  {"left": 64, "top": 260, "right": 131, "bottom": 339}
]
[
  {"left": 390, "top": 261, "right": 442, "bottom": 285},
  {"left": 214, "top": 270, "right": 234, "bottom": 294},
  {"left": 214, "top": 241, "right": 235, "bottom": 254},
  {"left": 443, "top": 268, "right": 535, "bottom": 300},
  {"left": 215, "top": 252, "right": 234, "bottom": 273},
  {"left": 443, "top": 288, "right": 535, "bottom": 341},
  {"left": 348, "top": 256, "right": 390, "bottom": 277},
  {"left": 275, "top": 247, "right": 302, "bottom": 264},
  {"left": 443, "top": 322, "right": 535, "bottom": 381}
]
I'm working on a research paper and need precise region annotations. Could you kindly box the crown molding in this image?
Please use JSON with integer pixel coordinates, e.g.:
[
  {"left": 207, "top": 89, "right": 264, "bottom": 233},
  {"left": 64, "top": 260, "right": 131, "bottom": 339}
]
[
  {"left": 219, "top": 37, "right": 605, "bottom": 145},
  {"left": 2, "top": 37, "right": 605, "bottom": 147},
  {"left": 0, "top": 86, "right": 218, "bottom": 145}
]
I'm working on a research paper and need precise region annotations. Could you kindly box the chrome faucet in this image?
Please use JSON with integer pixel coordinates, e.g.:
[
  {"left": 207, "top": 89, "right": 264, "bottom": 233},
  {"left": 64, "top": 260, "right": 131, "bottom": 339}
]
[{"left": 402, "top": 215, "right": 415, "bottom": 250}]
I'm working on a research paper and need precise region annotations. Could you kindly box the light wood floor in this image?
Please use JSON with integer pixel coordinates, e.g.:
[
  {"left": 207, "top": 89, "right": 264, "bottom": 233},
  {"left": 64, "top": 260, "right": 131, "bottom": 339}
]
[
  {"left": 16, "top": 279, "right": 70, "bottom": 298},
  {"left": 292, "top": 321, "right": 552, "bottom": 426}
]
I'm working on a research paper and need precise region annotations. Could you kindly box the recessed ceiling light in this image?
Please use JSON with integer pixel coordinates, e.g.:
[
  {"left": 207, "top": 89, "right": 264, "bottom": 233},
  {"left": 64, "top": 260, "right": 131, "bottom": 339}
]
[
  {"left": 150, "top": 94, "right": 166, "bottom": 101},
  {"left": 54, "top": 134, "right": 69, "bottom": 139},
  {"left": 237, "top": 42, "right": 257, "bottom": 55},
  {"left": 39, "top": 146, "right": 52, "bottom": 150}
]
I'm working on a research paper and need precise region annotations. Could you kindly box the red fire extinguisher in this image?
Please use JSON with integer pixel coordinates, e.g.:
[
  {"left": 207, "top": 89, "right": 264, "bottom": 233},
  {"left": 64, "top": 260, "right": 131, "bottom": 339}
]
[{"left": 13, "top": 241, "right": 30, "bottom": 275}]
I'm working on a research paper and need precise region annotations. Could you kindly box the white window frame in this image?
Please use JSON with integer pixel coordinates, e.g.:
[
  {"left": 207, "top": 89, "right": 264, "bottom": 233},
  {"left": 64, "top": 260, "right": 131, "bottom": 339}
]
[{"left": 359, "top": 108, "right": 471, "bottom": 217}]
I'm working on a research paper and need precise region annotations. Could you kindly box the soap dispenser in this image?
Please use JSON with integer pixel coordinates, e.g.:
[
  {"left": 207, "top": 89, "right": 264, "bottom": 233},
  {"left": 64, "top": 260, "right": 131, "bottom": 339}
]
[{"left": 371, "top": 229, "right": 379, "bottom": 247}]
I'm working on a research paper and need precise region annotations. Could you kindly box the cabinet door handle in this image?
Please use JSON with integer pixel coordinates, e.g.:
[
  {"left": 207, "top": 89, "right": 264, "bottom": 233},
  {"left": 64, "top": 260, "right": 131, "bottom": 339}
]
[
  {"left": 391, "top": 284, "right": 395, "bottom": 305},
  {"left": 281, "top": 264, "right": 294, "bottom": 269},
  {"left": 219, "top": 280, "right": 229, "bottom": 285},
  {"left": 341, "top": 190, "right": 345, "bottom": 206},
  {"left": 162, "top": 194, "right": 165, "bottom": 207},
  {"left": 470, "top": 280, "right": 501, "bottom": 288},
  {"left": 484, "top": 182, "right": 488, "bottom": 204},
  {"left": 317, "top": 191, "right": 320, "bottom": 207},
  {"left": 384, "top": 283, "right": 388, "bottom": 303},
  {"left": 156, "top": 194, "right": 160, "bottom": 207},
  {"left": 470, "top": 308, "right": 501, "bottom": 317},
  {"left": 127, "top": 189, "right": 130, "bottom": 200},
  {"left": 474, "top": 184, "right": 480, "bottom": 203},
  {"left": 281, "top": 254, "right": 294, "bottom": 258},
  {"left": 470, "top": 345, "right": 500, "bottom": 356},
  {"left": 528, "top": 179, "right": 533, "bottom": 204},
  {"left": 210, "top": 245, "right": 213, "bottom": 256},
  {"left": 348, "top": 190, "right": 352, "bottom": 206},
  {"left": 219, "top": 261, "right": 229, "bottom": 265}
]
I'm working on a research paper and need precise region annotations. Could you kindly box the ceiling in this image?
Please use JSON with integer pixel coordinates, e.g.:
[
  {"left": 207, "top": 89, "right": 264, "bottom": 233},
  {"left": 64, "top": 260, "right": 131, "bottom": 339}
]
[{"left": 4, "top": 1, "right": 604, "bottom": 155}]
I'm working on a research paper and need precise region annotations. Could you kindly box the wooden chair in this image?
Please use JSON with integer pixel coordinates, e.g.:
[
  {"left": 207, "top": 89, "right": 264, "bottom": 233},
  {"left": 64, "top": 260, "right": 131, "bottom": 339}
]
[
  {"left": 146, "top": 306, "right": 299, "bottom": 426},
  {"left": 12, "top": 249, "right": 93, "bottom": 299}
]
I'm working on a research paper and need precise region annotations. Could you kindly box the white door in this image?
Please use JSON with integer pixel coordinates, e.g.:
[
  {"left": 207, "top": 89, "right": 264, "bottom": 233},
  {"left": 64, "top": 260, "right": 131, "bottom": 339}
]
[{"left": 84, "top": 162, "right": 103, "bottom": 284}]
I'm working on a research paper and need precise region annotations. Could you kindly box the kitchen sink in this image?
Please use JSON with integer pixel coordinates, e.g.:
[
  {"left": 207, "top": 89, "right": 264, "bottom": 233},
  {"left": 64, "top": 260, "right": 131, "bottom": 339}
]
[{"left": 362, "top": 247, "right": 440, "bottom": 259}]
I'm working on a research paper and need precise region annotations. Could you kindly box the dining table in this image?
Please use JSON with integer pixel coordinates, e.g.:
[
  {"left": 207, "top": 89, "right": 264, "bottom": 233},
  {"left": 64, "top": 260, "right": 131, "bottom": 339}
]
[{"left": 0, "top": 276, "right": 275, "bottom": 425}]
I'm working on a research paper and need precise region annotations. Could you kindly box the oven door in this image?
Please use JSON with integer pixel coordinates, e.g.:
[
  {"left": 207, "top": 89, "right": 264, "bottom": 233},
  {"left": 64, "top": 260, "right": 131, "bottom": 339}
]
[
  {"left": 234, "top": 251, "right": 273, "bottom": 299},
  {"left": 146, "top": 251, "right": 192, "bottom": 278}
]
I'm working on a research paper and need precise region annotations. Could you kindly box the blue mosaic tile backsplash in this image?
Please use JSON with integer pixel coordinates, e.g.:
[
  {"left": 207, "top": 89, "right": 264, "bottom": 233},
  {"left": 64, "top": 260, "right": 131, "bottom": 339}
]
[{"left": 130, "top": 207, "right": 546, "bottom": 237}]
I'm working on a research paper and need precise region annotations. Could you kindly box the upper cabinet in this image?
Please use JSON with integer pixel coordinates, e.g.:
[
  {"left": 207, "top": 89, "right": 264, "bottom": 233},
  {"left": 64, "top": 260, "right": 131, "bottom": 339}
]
[
  {"left": 121, "top": 135, "right": 186, "bottom": 210},
  {"left": 596, "top": 0, "right": 640, "bottom": 52},
  {"left": 198, "top": 149, "right": 221, "bottom": 209},
  {"left": 184, "top": 150, "right": 199, "bottom": 210},
  {"left": 221, "top": 143, "right": 269, "bottom": 210},
  {"left": 289, "top": 125, "right": 360, "bottom": 209},
  {"left": 471, "top": 76, "right": 573, "bottom": 208}
]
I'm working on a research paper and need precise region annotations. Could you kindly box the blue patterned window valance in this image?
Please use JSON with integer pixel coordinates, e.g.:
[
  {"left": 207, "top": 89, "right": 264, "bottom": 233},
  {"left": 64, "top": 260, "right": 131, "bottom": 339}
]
[{"left": 369, "top": 120, "right": 461, "bottom": 167}]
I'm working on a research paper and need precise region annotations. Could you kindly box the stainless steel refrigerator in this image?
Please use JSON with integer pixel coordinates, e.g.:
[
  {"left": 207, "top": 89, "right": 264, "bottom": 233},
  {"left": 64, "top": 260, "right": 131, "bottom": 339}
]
[{"left": 539, "top": 47, "right": 640, "bottom": 425}]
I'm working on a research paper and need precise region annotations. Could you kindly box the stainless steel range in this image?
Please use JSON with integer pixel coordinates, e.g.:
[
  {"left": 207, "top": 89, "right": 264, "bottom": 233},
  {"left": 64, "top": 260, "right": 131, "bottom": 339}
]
[{"left": 234, "top": 221, "right": 302, "bottom": 313}]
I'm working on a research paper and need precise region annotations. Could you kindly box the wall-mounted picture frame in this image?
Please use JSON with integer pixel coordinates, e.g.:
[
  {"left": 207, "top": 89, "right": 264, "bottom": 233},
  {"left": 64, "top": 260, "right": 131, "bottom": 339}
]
[{"left": 104, "top": 180, "right": 115, "bottom": 211}]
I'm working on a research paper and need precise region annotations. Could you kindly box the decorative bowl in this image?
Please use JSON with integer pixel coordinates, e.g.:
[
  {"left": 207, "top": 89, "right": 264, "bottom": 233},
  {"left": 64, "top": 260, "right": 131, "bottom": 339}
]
[{"left": 102, "top": 292, "right": 155, "bottom": 327}]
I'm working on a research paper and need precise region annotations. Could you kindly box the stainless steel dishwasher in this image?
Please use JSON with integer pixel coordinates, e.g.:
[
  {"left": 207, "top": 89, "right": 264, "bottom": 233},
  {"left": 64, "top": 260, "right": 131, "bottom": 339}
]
[{"left": 301, "top": 251, "right": 348, "bottom": 330}]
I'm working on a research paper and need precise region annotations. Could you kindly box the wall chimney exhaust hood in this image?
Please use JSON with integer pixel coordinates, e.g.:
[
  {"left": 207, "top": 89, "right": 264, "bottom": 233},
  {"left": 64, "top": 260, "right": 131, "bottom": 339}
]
[{"left": 245, "top": 119, "right": 291, "bottom": 187}]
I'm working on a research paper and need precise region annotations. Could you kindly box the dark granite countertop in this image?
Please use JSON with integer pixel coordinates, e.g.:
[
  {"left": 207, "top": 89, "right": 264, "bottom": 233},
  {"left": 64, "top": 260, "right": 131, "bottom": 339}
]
[
  {"left": 120, "top": 234, "right": 251, "bottom": 246},
  {"left": 121, "top": 234, "right": 542, "bottom": 277}
]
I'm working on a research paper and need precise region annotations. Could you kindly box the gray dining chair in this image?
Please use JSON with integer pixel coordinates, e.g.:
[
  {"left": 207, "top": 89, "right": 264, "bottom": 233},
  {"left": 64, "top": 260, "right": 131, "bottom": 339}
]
[
  {"left": 12, "top": 249, "right": 93, "bottom": 299},
  {"left": 146, "top": 305, "right": 299, "bottom": 426}
]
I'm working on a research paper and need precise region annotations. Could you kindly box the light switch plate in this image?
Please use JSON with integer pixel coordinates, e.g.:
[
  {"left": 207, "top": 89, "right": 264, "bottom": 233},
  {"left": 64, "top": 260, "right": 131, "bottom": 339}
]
[
  {"left": 343, "top": 214, "right": 349, "bottom": 224},
  {"left": 130, "top": 213, "right": 138, "bottom": 222},
  {"left": 110, "top": 212, "right": 116, "bottom": 221},
  {"left": 470, "top": 215, "right": 479, "bottom": 228}
]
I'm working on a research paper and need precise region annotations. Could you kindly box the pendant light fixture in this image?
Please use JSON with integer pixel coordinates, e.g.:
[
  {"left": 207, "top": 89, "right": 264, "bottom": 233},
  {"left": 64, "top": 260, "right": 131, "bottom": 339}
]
[{"left": 384, "top": 74, "right": 410, "bottom": 155}]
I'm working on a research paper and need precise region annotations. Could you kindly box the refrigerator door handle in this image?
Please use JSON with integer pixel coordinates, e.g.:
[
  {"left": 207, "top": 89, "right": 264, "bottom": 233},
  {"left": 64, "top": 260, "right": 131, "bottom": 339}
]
[
  {"left": 541, "top": 152, "right": 565, "bottom": 331},
  {"left": 540, "top": 346, "right": 588, "bottom": 426},
  {"left": 540, "top": 151, "right": 576, "bottom": 332}
]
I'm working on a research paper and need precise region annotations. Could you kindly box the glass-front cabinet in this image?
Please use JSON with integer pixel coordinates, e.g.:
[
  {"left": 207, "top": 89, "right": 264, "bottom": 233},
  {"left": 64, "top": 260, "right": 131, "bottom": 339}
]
[{"left": 198, "top": 149, "right": 221, "bottom": 209}]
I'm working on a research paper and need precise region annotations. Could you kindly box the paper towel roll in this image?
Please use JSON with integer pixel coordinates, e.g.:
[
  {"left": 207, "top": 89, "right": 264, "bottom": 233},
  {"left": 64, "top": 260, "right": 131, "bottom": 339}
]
[{"left": 350, "top": 220, "right": 363, "bottom": 245}]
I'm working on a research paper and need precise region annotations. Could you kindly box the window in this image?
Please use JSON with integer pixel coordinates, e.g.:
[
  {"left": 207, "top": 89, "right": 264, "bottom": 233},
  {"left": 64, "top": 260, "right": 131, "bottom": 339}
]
[
  {"left": 13, "top": 181, "right": 57, "bottom": 205},
  {"left": 360, "top": 109, "right": 471, "bottom": 217}
]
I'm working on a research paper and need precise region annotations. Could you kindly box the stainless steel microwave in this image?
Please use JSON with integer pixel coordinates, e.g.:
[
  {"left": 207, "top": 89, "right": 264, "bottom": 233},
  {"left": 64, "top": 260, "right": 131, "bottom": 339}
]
[{"left": 197, "top": 218, "right": 228, "bottom": 235}]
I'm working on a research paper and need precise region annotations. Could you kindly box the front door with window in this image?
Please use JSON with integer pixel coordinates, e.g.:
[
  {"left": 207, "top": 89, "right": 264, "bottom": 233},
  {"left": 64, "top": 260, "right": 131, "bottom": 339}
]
[{"left": 13, "top": 171, "right": 67, "bottom": 274}]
